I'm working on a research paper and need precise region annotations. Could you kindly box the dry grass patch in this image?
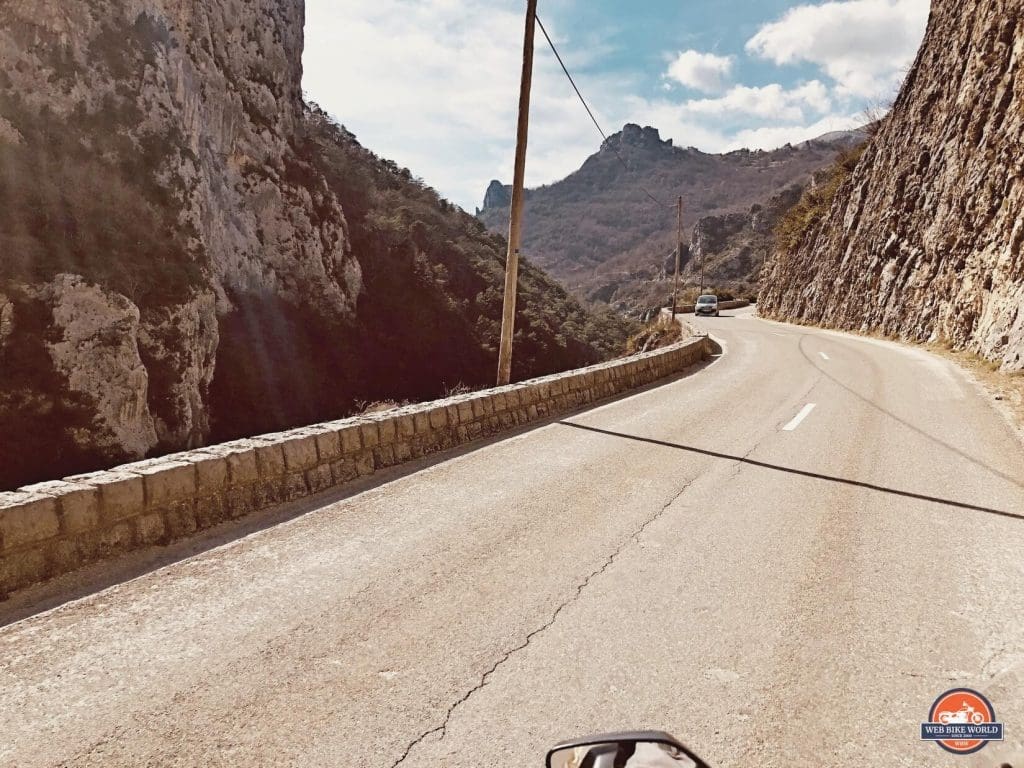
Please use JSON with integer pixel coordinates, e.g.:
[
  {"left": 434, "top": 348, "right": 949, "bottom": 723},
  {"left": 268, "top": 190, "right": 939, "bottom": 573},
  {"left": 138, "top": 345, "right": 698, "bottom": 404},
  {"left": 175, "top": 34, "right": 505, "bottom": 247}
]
[{"left": 626, "top": 319, "right": 683, "bottom": 354}]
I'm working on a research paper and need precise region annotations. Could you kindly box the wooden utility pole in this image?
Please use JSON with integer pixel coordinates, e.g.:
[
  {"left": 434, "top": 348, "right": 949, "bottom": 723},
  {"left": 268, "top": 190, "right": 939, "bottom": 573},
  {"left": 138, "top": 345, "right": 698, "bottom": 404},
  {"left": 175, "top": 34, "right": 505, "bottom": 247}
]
[
  {"left": 496, "top": 0, "right": 538, "bottom": 386},
  {"left": 699, "top": 239, "right": 706, "bottom": 296},
  {"left": 671, "top": 196, "right": 682, "bottom": 316}
]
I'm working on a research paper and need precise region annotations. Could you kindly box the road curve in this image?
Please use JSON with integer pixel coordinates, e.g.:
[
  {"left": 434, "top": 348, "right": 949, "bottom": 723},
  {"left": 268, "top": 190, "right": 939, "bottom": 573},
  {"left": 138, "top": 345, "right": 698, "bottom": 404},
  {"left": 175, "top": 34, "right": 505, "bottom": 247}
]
[{"left": 2, "top": 307, "right": 1023, "bottom": 767}]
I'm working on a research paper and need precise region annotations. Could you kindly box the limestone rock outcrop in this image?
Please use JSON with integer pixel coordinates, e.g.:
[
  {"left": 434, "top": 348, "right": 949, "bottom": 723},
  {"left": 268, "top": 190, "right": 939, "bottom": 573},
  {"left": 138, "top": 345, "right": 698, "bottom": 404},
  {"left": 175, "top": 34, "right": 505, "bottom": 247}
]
[
  {"left": 0, "top": 0, "right": 629, "bottom": 489},
  {"left": 687, "top": 184, "right": 806, "bottom": 288},
  {"left": 0, "top": 0, "right": 360, "bottom": 486},
  {"left": 761, "top": 0, "right": 1023, "bottom": 371},
  {"left": 482, "top": 180, "right": 512, "bottom": 211},
  {"left": 34, "top": 275, "right": 159, "bottom": 458}
]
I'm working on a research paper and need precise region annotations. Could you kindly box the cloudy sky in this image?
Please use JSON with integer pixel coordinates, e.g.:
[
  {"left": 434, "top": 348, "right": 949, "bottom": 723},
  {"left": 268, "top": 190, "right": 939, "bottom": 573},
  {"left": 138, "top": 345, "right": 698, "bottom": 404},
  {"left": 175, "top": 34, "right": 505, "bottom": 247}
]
[{"left": 303, "top": 0, "right": 930, "bottom": 210}]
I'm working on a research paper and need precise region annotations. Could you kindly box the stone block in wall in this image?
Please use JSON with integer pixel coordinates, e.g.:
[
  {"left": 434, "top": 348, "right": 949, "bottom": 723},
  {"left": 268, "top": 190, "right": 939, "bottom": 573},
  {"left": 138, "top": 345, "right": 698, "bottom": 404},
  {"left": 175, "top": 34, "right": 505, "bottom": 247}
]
[
  {"left": 339, "top": 424, "right": 362, "bottom": 454},
  {"left": 330, "top": 458, "right": 358, "bottom": 485},
  {"left": 0, "top": 492, "right": 59, "bottom": 552},
  {"left": 306, "top": 464, "right": 334, "bottom": 494},
  {"left": 283, "top": 472, "right": 309, "bottom": 501},
  {"left": 354, "top": 451, "right": 375, "bottom": 477},
  {"left": 66, "top": 470, "right": 145, "bottom": 525},
  {"left": 97, "top": 521, "right": 137, "bottom": 554},
  {"left": 186, "top": 452, "right": 230, "bottom": 497},
  {"left": 195, "top": 496, "right": 230, "bottom": 529},
  {"left": 215, "top": 441, "right": 260, "bottom": 486},
  {"left": 253, "top": 440, "right": 287, "bottom": 479},
  {"left": 444, "top": 405, "right": 459, "bottom": 426},
  {"left": 19, "top": 480, "right": 100, "bottom": 536},
  {"left": 254, "top": 479, "right": 283, "bottom": 509},
  {"left": 163, "top": 502, "right": 199, "bottom": 539},
  {"left": 0, "top": 547, "right": 48, "bottom": 597},
  {"left": 49, "top": 538, "right": 84, "bottom": 575},
  {"left": 359, "top": 422, "right": 380, "bottom": 449},
  {"left": 373, "top": 444, "right": 396, "bottom": 468},
  {"left": 413, "top": 410, "right": 431, "bottom": 435},
  {"left": 394, "top": 441, "right": 413, "bottom": 463},
  {"left": 279, "top": 432, "right": 320, "bottom": 473},
  {"left": 369, "top": 417, "right": 392, "bottom": 444},
  {"left": 313, "top": 427, "right": 342, "bottom": 463},
  {"left": 130, "top": 462, "right": 197, "bottom": 511},
  {"left": 226, "top": 484, "right": 256, "bottom": 519},
  {"left": 428, "top": 407, "right": 447, "bottom": 429},
  {"left": 135, "top": 513, "right": 167, "bottom": 546},
  {"left": 395, "top": 413, "right": 416, "bottom": 439}
]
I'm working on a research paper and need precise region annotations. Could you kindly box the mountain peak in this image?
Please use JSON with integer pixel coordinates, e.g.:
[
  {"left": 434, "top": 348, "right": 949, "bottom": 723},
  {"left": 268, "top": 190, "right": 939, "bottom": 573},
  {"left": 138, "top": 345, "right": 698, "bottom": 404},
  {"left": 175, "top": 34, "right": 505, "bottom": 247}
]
[
  {"left": 481, "top": 179, "right": 511, "bottom": 211},
  {"left": 601, "top": 124, "right": 672, "bottom": 152}
]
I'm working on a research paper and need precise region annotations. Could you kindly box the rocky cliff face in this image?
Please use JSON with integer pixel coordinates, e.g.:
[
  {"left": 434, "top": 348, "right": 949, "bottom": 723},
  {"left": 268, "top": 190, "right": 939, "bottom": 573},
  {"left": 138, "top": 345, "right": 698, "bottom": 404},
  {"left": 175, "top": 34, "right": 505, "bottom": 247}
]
[
  {"left": 688, "top": 184, "right": 805, "bottom": 291},
  {"left": 0, "top": 0, "right": 629, "bottom": 489},
  {"left": 761, "top": 0, "right": 1023, "bottom": 371},
  {"left": 0, "top": 0, "right": 360, "bottom": 486},
  {"left": 481, "top": 180, "right": 512, "bottom": 212}
]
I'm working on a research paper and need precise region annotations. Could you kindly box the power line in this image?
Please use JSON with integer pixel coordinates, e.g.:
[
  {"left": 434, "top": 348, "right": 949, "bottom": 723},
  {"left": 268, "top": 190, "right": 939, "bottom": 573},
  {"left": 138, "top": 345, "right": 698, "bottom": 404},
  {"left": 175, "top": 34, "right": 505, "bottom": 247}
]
[{"left": 535, "top": 14, "right": 669, "bottom": 209}]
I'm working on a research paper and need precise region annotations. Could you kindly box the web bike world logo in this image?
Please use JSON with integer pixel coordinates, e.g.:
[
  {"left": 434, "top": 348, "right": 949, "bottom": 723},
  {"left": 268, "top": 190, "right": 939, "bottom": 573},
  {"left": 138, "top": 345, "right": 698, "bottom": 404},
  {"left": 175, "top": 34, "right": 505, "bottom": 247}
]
[{"left": 921, "top": 688, "right": 1004, "bottom": 755}]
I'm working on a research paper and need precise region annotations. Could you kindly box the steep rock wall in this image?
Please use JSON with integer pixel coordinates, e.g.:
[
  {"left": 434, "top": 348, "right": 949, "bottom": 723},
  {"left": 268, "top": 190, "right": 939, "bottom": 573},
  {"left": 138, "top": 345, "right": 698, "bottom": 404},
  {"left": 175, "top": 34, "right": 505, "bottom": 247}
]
[
  {"left": 760, "top": 0, "right": 1023, "bottom": 371},
  {"left": 0, "top": 0, "right": 631, "bottom": 490},
  {"left": 0, "top": 0, "right": 361, "bottom": 484}
]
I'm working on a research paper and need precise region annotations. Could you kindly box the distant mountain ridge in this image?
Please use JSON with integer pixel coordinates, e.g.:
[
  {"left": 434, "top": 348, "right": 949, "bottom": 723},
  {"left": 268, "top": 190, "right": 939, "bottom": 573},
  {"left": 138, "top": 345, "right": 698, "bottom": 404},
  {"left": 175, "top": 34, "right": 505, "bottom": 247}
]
[{"left": 478, "top": 124, "right": 864, "bottom": 315}]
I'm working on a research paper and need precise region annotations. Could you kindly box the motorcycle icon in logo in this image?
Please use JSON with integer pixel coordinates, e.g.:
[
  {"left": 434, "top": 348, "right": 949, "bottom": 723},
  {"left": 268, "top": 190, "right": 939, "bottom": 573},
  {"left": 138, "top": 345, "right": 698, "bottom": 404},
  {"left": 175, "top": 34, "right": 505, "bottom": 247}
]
[
  {"left": 921, "top": 688, "right": 1004, "bottom": 755},
  {"left": 939, "top": 702, "right": 986, "bottom": 726}
]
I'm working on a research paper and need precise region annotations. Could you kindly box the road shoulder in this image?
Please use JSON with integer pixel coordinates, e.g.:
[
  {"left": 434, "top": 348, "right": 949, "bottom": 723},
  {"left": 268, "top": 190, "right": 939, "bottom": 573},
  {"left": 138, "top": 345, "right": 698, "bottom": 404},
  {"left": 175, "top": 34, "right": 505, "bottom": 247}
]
[{"left": 751, "top": 309, "right": 1024, "bottom": 448}]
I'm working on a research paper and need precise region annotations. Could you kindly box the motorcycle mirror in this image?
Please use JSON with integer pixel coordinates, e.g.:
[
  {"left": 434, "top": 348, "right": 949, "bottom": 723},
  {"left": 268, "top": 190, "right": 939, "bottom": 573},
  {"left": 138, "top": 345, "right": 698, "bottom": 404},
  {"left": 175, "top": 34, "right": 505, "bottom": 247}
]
[{"left": 546, "top": 731, "right": 711, "bottom": 768}]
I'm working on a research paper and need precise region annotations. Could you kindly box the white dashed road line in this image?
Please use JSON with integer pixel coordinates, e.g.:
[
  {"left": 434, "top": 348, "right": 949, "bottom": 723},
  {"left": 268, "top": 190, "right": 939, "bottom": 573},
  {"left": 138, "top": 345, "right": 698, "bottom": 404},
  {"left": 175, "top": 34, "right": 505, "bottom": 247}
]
[{"left": 783, "top": 403, "right": 817, "bottom": 432}]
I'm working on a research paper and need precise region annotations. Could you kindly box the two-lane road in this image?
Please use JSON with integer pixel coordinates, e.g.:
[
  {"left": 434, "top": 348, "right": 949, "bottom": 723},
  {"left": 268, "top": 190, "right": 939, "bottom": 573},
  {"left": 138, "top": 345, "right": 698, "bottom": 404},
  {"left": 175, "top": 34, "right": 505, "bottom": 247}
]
[{"left": 2, "top": 308, "right": 1023, "bottom": 767}]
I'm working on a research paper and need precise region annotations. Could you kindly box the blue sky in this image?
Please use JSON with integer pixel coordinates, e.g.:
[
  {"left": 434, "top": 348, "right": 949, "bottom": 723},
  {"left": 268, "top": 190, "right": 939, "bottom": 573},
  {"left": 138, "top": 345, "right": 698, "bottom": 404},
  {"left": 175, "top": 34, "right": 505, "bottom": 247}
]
[{"left": 303, "top": 0, "right": 930, "bottom": 209}]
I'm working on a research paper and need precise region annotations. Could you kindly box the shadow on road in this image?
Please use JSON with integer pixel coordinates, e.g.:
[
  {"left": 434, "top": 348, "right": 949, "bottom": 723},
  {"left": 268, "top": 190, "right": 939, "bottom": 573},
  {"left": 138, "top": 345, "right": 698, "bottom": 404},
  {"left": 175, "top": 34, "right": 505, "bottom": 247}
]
[
  {"left": 558, "top": 421, "right": 1024, "bottom": 523},
  {"left": 795, "top": 335, "right": 1024, "bottom": 493}
]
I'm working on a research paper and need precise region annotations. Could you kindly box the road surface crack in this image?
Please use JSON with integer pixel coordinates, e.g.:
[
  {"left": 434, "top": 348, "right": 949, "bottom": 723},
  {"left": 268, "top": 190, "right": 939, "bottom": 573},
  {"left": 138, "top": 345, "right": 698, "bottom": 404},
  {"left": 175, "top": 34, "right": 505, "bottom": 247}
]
[{"left": 387, "top": 476, "right": 699, "bottom": 768}]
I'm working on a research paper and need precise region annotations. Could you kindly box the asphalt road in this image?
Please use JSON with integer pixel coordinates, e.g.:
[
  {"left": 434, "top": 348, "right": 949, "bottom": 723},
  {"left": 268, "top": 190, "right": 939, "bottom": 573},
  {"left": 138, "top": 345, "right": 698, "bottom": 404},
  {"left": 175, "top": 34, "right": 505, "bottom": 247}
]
[{"left": 2, "top": 307, "right": 1023, "bottom": 767}]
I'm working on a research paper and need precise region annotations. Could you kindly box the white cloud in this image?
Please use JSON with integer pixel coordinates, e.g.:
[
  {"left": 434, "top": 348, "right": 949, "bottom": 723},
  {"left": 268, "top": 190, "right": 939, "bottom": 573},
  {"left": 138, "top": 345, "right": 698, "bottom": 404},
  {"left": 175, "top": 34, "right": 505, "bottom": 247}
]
[
  {"left": 746, "top": 0, "right": 930, "bottom": 98},
  {"left": 723, "top": 112, "right": 864, "bottom": 150},
  {"left": 664, "top": 50, "right": 734, "bottom": 93},
  {"left": 626, "top": 93, "right": 861, "bottom": 154},
  {"left": 682, "top": 80, "right": 832, "bottom": 122},
  {"left": 303, "top": 0, "right": 621, "bottom": 209},
  {"left": 302, "top": 1, "right": 927, "bottom": 209}
]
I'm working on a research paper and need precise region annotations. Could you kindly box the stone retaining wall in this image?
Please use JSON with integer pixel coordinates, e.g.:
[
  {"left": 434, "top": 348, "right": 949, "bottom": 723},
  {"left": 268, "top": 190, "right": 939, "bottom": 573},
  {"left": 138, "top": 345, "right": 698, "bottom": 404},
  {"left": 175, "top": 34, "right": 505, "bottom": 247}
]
[{"left": 0, "top": 336, "right": 710, "bottom": 598}]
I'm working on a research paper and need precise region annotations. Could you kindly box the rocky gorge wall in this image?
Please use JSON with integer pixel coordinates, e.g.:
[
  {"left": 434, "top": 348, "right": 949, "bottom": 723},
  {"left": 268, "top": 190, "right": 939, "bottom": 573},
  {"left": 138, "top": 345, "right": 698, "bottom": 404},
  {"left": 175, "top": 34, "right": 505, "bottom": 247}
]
[
  {"left": 0, "top": 0, "right": 630, "bottom": 491},
  {"left": 0, "top": 0, "right": 360, "bottom": 482},
  {"left": 760, "top": 0, "right": 1023, "bottom": 371}
]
